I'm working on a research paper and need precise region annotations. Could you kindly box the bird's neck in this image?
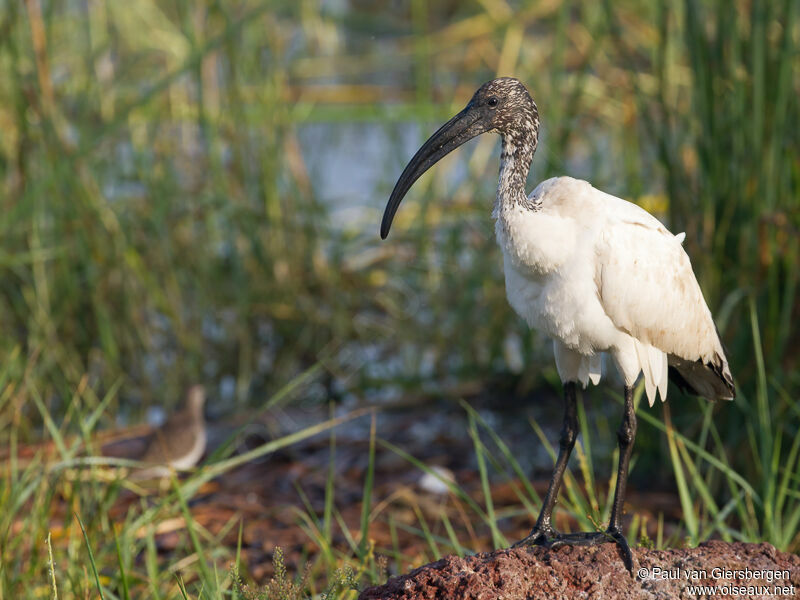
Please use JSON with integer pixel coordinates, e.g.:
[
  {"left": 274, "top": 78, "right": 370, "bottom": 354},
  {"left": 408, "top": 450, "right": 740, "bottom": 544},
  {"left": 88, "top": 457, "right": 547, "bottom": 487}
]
[
  {"left": 188, "top": 405, "right": 204, "bottom": 423},
  {"left": 496, "top": 128, "right": 538, "bottom": 211}
]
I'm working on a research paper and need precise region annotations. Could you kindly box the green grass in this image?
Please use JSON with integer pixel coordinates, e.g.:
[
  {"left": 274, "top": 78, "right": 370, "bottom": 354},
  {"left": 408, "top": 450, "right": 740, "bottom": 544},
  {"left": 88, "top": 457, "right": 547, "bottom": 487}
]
[
  {"left": 1, "top": 367, "right": 798, "bottom": 597},
  {"left": 0, "top": 0, "right": 797, "bottom": 597}
]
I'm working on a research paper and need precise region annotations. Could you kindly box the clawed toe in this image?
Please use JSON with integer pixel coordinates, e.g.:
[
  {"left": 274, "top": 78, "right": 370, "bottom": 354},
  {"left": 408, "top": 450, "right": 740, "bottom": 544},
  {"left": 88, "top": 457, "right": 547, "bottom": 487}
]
[
  {"left": 513, "top": 525, "right": 558, "bottom": 548},
  {"left": 607, "top": 527, "right": 634, "bottom": 574},
  {"left": 533, "top": 528, "right": 634, "bottom": 574}
]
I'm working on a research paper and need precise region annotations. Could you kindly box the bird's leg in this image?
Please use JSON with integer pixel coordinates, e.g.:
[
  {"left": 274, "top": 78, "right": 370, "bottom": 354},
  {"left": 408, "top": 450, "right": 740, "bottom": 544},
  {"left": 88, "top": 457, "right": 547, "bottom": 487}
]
[
  {"left": 514, "top": 382, "right": 578, "bottom": 547},
  {"left": 605, "top": 384, "right": 637, "bottom": 570},
  {"left": 547, "top": 385, "right": 637, "bottom": 573}
]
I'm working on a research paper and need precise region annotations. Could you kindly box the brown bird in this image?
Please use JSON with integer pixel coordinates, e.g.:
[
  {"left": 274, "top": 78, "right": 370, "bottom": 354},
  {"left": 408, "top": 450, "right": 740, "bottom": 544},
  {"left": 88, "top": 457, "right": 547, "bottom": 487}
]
[{"left": 132, "top": 385, "right": 207, "bottom": 480}]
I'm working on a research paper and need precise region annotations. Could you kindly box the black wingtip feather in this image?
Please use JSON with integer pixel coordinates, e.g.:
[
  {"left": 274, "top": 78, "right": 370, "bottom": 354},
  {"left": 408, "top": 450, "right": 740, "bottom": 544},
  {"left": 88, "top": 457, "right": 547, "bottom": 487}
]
[
  {"left": 669, "top": 359, "right": 736, "bottom": 401},
  {"left": 709, "top": 355, "right": 736, "bottom": 399},
  {"left": 668, "top": 366, "right": 701, "bottom": 397}
]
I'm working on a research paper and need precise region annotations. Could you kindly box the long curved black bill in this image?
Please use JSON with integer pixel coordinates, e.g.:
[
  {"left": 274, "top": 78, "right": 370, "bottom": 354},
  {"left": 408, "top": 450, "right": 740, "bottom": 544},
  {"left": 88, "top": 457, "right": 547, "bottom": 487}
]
[{"left": 381, "top": 104, "right": 487, "bottom": 239}]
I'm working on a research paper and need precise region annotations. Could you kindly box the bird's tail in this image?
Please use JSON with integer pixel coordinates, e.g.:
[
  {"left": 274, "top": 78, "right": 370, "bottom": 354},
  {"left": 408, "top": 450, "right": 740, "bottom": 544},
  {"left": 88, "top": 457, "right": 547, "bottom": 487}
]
[
  {"left": 667, "top": 352, "right": 735, "bottom": 401},
  {"left": 633, "top": 340, "right": 668, "bottom": 407}
]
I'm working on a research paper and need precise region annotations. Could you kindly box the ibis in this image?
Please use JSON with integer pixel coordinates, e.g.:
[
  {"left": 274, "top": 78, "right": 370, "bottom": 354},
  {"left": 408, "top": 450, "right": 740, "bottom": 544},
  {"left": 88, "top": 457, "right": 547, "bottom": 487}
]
[{"left": 380, "top": 78, "right": 735, "bottom": 569}]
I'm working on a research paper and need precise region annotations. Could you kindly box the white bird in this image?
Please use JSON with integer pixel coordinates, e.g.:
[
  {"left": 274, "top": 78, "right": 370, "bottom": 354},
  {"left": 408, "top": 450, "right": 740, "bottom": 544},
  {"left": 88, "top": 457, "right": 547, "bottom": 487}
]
[{"left": 380, "top": 78, "right": 734, "bottom": 570}]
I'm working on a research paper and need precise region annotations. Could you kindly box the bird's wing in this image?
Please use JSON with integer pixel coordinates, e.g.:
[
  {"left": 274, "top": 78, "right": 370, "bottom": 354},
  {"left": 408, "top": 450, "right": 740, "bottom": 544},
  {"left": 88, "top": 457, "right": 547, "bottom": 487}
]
[
  {"left": 595, "top": 215, "right": 716, "bottom": 359},
  {"left": 140, "top": 413, "right": 191, "bottom": 462},
  {"left": 594, "top": 212, "right": 733, "bottom": 398},
  {"left": 543, "top": 178, "right": 719, "bottom": 359}
]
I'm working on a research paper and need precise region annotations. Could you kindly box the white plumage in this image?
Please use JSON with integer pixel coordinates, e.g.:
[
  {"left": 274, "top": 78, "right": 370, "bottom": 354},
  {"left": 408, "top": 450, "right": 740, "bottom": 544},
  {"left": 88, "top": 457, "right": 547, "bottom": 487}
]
[
  {"left": 495, "top": 175, "right": 734, "bottom": 406},
  {"left": 381, "top": 78, "right": 735, "bottom": 567}
]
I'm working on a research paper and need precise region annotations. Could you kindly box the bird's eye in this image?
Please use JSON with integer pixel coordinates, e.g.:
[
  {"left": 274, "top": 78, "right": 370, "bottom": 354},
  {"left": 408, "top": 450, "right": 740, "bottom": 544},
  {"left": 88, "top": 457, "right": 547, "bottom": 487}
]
[{"left": 487, "top": 96, "right": 499, "bottom": 107}]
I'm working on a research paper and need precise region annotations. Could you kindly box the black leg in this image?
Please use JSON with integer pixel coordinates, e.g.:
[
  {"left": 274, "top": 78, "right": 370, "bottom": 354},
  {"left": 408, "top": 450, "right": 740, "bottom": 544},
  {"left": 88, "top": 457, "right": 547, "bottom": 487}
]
[
  {"left": 609, "top": 385, "right": 636, "bottom": 530},
  {"left": 514, "top": 382, "right": 578, "bottom": 546},
  {"left": 604, "top": 384, "right": 637, "bottom": 570},
  {"left": 516, "top": 384, "right": 638, "bottom": 575}
]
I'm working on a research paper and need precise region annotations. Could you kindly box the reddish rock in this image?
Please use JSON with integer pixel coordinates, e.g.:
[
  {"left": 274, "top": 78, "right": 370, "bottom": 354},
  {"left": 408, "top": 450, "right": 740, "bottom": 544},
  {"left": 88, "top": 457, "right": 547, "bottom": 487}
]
[{"left": 359, "top": 541, "right": 800, "bottom": 600}]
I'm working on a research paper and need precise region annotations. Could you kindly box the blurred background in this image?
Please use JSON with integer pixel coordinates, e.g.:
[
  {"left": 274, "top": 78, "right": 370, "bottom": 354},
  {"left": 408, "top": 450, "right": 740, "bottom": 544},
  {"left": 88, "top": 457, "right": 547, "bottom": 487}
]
[{"left": 0, "top": 0, "right": 797, "bottom": 597}]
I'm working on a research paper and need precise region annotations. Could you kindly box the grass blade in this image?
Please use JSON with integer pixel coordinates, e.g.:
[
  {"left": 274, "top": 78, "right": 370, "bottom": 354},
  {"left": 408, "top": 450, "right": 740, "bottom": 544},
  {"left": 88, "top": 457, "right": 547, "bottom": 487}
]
[{"left": 75, "top": 512, "right": 105, "bottom": 600}]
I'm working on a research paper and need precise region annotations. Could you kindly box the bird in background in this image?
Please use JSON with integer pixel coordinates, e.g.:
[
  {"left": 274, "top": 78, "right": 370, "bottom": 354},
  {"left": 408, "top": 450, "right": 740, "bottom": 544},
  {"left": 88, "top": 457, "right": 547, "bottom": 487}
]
[
  {"left": 132, "top": 385, "right": 207, "bottom": 481},
  {"left": 381, "top": 78, "right": 735, "bottom": 571}
]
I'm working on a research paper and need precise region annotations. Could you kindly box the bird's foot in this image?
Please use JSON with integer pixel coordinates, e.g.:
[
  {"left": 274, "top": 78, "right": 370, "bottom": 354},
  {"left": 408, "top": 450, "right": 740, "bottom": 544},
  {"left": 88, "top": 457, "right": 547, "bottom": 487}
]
[
  {"left": 547, "top": 527, "right": 634, "bottom": 574},
  {"left": 512, "top": 523, "right": 558, "bottom": 548}
]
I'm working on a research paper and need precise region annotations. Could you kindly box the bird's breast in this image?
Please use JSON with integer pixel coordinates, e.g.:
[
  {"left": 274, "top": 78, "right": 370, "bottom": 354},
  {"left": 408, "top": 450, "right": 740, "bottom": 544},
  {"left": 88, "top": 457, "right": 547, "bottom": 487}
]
[
  {"left": 496, "top": 209, "right": 620, "bottom": 354},
  {"left": 494, "top": 204, "right": 576, "bottom": 275}
]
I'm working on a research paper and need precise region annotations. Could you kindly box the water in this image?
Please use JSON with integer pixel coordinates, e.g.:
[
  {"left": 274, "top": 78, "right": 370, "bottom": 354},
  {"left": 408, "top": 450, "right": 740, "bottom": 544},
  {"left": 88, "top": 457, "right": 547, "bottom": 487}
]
[{"left": 296, "top": 120, "right": 477, "bottom": 231}]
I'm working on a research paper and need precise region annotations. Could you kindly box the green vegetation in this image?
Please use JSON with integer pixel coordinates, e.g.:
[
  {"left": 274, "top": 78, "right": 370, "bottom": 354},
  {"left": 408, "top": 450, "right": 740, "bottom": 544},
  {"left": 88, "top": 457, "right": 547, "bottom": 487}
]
[{"left": 0, "top": 0, "right": 797, "bottom": 598}]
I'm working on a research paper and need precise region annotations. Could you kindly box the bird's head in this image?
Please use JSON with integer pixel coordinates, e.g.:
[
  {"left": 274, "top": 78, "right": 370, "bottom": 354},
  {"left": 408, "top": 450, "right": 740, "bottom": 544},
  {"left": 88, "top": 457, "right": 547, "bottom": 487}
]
[
  {"left": 380, "top": 77, "right": 538, "bottom": 239},
  {"left": 467, "top": 77, "right": 538, "bottom": 137}
]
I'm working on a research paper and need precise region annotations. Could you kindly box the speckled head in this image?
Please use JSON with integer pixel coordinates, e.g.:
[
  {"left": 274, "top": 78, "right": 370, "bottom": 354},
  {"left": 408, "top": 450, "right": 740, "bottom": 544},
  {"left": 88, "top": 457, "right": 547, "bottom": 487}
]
[
  {"left": 466, "top": 77, "right": 538, "bottom": 138},
  {"left": 381, "top": 78, "right": 540, "bottom": 239}
]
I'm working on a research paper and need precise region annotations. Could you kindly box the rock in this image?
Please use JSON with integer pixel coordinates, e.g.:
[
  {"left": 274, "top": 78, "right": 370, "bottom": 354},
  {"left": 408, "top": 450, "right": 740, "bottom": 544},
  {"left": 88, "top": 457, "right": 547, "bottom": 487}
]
[
  {"left": 359, "top": 541, "right": 800, "bottom": 600},
  {"left": 417, "top": 466, "right": 456, "bottom": 495}
]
